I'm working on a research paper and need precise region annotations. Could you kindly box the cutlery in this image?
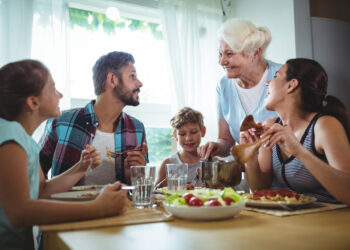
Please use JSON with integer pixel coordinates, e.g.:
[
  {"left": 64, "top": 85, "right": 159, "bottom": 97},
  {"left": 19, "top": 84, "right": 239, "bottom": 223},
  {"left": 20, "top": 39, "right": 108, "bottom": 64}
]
[
  {"left": 121, "top": 186, "right": 135, "bottom": 190},
  {"left": 154, "top": 177, "right": 167, "bottom": 191},
  {"left": 231, "top": 135, "right": 271, "bottom": 164},
  {"left": 240, "top": 115, "right": 263, "bottom": 132},
  {"left": 235, "top": 115, "right": 289, "bottom": 164},
  {"left": 108, "top": 148, "right": 143, "bottom": 158}
]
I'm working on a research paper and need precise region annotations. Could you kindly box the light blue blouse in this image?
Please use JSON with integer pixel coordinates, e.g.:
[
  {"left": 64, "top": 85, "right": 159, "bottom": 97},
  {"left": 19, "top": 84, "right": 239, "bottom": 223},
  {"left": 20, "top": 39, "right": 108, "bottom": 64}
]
[
  {"left": 216, "top": 60, "right": 281, "bottom": 143},
  {"left": 0, "top": 118, "right": 40, "bottom": 250}
]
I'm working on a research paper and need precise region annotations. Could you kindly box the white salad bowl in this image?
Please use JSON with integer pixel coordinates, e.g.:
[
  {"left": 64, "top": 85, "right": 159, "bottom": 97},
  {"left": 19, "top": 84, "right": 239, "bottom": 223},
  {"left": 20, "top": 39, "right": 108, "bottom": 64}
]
[{"left": 163, "top": 200, "right": 245, "bottom": 221}]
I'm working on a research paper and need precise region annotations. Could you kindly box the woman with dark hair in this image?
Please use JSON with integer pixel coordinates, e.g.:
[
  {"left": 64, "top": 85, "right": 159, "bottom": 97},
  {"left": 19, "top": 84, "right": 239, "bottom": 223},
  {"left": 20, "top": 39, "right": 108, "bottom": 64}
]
[
  {"left": 0, "top": 60, "right": 128, "bottom": 249},
  {"left": 241, "top": 58, "right": 350, "bottom": 205}
]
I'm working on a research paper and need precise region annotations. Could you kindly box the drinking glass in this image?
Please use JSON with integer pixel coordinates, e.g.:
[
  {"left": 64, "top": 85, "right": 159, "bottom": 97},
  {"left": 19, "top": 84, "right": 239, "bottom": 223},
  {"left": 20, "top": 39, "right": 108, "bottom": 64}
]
[
  {"left": 166, "top": 163, "right": 188, "bottom": 191},
  {"left": 130, "top": 166, "right": 156, "bottom": 208}
]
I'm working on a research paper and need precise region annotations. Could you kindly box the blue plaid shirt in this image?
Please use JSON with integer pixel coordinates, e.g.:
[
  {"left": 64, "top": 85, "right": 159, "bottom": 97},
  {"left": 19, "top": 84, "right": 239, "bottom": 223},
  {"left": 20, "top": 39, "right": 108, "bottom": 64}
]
[{"left": 39, "top": 100, "right": 148, "bottom": 183}]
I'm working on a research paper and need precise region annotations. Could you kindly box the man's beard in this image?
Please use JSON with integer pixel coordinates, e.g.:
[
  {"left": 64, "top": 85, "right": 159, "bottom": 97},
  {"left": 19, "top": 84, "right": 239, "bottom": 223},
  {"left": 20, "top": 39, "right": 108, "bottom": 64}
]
[{"left": 113, "top": 80, "right": 140, "bottom": 106}]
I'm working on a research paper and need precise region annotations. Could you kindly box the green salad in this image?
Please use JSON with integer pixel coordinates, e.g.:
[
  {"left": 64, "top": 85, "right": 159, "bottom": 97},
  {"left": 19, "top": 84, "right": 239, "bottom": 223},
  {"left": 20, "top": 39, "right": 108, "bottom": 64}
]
[{"left": 164, "top": 187, "right": 243, "bottom": 207}]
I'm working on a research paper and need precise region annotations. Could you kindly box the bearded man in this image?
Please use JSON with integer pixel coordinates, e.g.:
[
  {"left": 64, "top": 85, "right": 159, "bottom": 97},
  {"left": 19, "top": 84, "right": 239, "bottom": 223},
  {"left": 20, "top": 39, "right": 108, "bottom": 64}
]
[{"left": 39, "top": 51, "right": 148, "bottom": 185}]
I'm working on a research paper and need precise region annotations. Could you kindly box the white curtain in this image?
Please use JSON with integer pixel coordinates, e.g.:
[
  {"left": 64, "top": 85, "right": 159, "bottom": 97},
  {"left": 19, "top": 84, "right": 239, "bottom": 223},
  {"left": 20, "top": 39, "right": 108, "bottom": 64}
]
[
  {"left": 0, "top": 0, "right": 34, "bottom": 66},
  {"left": 31, "top": 0, "right": 71, "bottom": 110},
  {"left": 158, "top": 0, "right": 224, "bottom": 142}
]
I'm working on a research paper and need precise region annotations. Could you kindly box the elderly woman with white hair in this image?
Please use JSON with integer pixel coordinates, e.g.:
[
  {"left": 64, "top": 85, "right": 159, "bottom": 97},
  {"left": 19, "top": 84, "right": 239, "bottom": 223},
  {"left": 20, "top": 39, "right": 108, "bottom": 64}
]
[{"left": 199, "top": 19, "right": 281, "bottom": 159}]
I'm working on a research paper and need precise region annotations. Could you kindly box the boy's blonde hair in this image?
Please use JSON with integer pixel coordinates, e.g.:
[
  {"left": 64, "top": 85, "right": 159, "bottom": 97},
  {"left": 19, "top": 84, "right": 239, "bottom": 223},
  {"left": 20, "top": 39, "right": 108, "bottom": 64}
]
[{"left": 170, "top": 107, "right": 204, "bottom": 129}]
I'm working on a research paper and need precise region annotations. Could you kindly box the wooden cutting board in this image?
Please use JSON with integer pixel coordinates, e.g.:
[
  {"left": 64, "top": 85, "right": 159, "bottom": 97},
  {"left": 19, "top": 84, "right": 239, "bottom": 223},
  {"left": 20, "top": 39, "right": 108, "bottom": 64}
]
[{"left": 39, "top": 205, "right": 173, "bottom": 232}]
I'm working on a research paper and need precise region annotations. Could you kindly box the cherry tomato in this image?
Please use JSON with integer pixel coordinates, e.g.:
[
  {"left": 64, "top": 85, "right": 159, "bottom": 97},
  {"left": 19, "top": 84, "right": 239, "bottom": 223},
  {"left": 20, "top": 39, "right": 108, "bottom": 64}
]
[
  {"left": 182, "top": 193, "right": 195, "bottom": 204},
  {"left": 223, "top": 197, "right": 235, "bottom": 205},
  {"left": 205, "top": 199, "right": 222, "bottom": 207},
  {"left": 188, "top": 197, "right": 204, "bottom": 207}
]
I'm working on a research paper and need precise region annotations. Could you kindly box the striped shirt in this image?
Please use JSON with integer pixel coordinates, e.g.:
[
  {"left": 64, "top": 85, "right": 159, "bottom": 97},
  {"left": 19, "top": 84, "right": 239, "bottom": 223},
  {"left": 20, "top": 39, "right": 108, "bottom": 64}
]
[
  {"left": 39, "top": 100, "right": 148, "bottom": 183},
  {"left": 271, "top": 113, "right": 339, "bottom": 203}
]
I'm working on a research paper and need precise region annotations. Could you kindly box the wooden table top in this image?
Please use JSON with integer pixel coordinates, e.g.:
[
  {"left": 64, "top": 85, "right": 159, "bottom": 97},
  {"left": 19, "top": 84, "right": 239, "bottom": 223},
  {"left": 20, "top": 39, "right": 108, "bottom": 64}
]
[{"left": 43, "top": 207, "right": 350, "bottom": 250}]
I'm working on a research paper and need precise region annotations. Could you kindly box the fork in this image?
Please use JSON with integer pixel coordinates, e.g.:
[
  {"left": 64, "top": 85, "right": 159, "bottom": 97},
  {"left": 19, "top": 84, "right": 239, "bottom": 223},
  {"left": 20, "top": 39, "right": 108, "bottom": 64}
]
[{"left": 110, "top": 148, "right": 143, "bottom": 158}]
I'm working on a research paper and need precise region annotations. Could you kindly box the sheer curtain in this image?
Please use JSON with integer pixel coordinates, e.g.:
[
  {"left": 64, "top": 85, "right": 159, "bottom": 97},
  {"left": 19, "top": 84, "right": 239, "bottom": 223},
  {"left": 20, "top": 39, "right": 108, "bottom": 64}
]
[
  {"left": 0, "top": 0, "right": 34, "bottom": 66},
  {"left": 158, "top": 0, "right": 224, "bottom": 142},
  {"left": 31, "top": 0, "right": 71, "bottom": 110},
  {"left": 30, "top": 0, "right": 71, "bottom": 141}
]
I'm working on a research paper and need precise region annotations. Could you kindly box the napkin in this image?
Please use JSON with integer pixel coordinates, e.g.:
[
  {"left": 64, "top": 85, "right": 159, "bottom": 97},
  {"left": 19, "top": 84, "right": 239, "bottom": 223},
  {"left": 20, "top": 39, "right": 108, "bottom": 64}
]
[{"left": 244, "top": 202, "right": 347, "bottom": 217}]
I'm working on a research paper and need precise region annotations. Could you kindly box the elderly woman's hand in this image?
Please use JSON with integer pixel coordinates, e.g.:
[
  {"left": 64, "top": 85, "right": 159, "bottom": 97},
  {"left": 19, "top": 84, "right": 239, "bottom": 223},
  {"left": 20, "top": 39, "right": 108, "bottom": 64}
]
[{"left": 198, "top": 142, "right": 220, "bottom": 160}]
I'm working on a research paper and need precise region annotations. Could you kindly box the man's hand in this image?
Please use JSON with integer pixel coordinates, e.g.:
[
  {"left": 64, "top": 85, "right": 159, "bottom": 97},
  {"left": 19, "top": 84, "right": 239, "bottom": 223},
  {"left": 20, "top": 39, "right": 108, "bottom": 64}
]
[{"left": 124, "top": 142, "right": 148, "bottom": 184}]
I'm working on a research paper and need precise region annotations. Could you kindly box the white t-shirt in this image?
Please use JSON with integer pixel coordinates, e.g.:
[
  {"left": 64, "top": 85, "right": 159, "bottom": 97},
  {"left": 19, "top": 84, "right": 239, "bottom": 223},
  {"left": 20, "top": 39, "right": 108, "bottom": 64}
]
[
  {"left": 235, "top": 69, "right": 268, "bottom": 114},
  {"left": 81, "top": 129, "right": 115, "bottom": 185}
]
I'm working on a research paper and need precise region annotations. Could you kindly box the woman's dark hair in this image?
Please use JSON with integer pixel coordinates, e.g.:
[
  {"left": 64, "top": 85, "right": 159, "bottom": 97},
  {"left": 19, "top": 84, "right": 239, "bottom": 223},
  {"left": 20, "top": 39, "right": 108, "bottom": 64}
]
[
  {"left": 92, "top": 51, "right": 135, "bottom": 95},
  {"left": 0, "top": 59, "right": 49, "bottom": 121},
  {"left": 286, "top": 58, "right": 350, "bottom": 141}
]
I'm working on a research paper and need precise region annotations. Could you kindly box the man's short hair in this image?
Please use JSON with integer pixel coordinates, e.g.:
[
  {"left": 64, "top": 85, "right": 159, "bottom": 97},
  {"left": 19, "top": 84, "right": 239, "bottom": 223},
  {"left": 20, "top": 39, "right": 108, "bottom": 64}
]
[
  {"left": 92, "top": 51, "right": 135, "bottom": 95},
  {"left": 170, "top": 107, "right": 204, "bottom": 129}
]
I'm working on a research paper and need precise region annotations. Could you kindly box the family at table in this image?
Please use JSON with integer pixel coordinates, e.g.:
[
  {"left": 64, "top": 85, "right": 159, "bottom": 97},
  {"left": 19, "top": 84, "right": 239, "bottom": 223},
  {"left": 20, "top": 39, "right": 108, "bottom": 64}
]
[{"left": 0, "top": 18, "right": 350, "bottom": 250}]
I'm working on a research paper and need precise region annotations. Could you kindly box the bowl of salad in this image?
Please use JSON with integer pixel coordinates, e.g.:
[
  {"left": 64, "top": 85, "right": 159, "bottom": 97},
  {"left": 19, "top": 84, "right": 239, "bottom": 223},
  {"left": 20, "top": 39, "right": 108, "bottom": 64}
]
[{"left": 163, "top": 187, "right": 245, "bottom": 221}]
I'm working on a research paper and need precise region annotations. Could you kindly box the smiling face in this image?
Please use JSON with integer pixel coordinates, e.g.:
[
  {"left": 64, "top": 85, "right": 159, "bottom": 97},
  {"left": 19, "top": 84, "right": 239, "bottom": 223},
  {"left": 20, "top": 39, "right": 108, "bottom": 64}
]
[
  {"left": 174, "top": 122, "right": 205, "bottom": 153},
  {"left": 113, "top": 62, "right": 143, "bottom": 106},
  {"left": 218, "top": 40, "right": 252, "bottom": 79},
  {"left": 38, "top": 73, "right": 63, "bottom": 119},
  {"left": 264, "top": 64, "right": 289, "bottom": 111}
]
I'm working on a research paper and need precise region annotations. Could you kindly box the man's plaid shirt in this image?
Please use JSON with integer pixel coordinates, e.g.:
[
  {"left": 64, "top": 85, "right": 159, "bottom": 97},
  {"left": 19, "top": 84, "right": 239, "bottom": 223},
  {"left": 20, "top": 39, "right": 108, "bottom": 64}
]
[{"left": 39, "top": 100, "right": 148, "bottom": 183}]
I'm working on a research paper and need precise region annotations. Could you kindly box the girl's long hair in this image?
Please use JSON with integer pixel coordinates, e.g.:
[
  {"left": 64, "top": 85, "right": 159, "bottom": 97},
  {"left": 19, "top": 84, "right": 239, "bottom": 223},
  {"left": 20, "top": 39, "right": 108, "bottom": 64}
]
[
  {"left": 286, "top": 58, "right": 350, "bottom": 142},
  {"left": 0, "top": 60, "right": 48, "bottom": 120}
]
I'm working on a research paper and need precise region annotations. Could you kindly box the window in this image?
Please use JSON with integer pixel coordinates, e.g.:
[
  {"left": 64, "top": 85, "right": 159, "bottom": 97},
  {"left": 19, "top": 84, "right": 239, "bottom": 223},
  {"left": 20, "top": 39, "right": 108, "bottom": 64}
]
[
  {"left": 67, "top": 2, "right": 174, "bottom": 165},
  {"left": 32, "top": 0, "right": 175, "bottom": 166}
]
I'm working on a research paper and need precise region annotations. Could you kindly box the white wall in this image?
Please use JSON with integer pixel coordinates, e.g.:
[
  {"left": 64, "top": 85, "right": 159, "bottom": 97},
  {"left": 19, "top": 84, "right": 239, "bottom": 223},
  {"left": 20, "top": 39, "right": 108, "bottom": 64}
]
[
  {"left": 311, "top": 17, "right": 350, "bottom": 111},
  {"left": 231, "top": 0, "right": 296, "bottom": 64}
]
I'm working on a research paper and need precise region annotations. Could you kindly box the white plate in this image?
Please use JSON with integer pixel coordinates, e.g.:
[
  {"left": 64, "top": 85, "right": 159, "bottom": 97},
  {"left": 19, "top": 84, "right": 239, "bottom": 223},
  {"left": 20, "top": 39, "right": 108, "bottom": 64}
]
[
  {"left": 51, "top": 190, "right": 100, "bottom": 201},
  {"left": 70, "top": 185, "right": 104, "bottom": 191},
  {"left": 245, "top": 197, "right": 317, "bottom": 209},
  {"left": 163, "top": 201, "right": 245, "bottom": 221}
]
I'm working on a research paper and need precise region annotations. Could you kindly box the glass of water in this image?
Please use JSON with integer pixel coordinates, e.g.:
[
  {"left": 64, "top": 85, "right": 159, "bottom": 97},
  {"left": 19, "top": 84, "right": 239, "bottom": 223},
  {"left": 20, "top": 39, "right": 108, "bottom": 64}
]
[
  {"left": 166, "top": 163, "right": 188, "bottom": 191},
  {"left": 130, "top": 166, "right": 156, "bottom": 208}
]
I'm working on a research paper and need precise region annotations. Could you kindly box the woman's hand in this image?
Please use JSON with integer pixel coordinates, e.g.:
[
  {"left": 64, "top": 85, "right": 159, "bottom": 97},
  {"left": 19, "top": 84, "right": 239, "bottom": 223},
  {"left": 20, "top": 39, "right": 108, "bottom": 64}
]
[
  {"left": 95, "top": 182, "right": 129, "bottom": 216},
  {"left": 240, "top": 122, "right": 268, "bottom": 144},
  {"left": 262, "top": 124, "right": 304, "bottom": 157},
  {"left": 78, "top": 145, "right": 101, "bottom": 172}
]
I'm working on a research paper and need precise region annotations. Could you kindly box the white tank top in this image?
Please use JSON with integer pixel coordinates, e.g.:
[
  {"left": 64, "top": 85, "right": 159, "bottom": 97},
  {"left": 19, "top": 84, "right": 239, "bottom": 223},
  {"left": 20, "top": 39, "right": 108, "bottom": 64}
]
[
  {"left": 168, "top": 152, "right": 203, "bottom": 187},
  {"left": 81, "top": 129, "right": 116, "bottom": 185}
]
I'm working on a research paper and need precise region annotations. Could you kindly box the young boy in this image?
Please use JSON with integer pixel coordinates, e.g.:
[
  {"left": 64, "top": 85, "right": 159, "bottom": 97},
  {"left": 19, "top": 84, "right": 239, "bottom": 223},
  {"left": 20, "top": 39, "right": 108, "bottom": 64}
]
[{"left": 156, "top": 107, "right": 206, "bottom": 187}]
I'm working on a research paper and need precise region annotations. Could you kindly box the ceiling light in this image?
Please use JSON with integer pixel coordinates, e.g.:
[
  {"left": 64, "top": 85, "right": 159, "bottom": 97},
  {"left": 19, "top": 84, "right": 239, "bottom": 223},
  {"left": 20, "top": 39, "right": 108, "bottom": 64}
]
[{"left": 106, "top": 7, "right": 120, "bottom": 21}]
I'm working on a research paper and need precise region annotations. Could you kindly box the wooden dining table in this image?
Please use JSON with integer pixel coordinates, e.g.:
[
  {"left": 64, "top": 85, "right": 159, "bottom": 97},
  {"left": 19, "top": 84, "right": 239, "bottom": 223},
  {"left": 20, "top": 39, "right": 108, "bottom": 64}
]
[{"left": 41, "top": 207, "right": 350, "bottom": 250}]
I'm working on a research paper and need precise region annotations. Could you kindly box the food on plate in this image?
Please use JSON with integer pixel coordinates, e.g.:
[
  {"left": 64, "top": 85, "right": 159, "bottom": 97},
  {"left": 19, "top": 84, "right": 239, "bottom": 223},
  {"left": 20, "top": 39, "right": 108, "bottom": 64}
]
[
  {"left": 80, "top": 191, "right": 98, "bottom": 199},
  {"left": 71, "top": 185, "right": 103, "bottom": 191},
  {"left": 106, "top": 147, "right": 113, "bottom": 163},
  {"left": 242, "top": 188, "right": 311, "bottom": 203},
  {"left": 164, "top": 187, "right": 243, "bottom": 207}
]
